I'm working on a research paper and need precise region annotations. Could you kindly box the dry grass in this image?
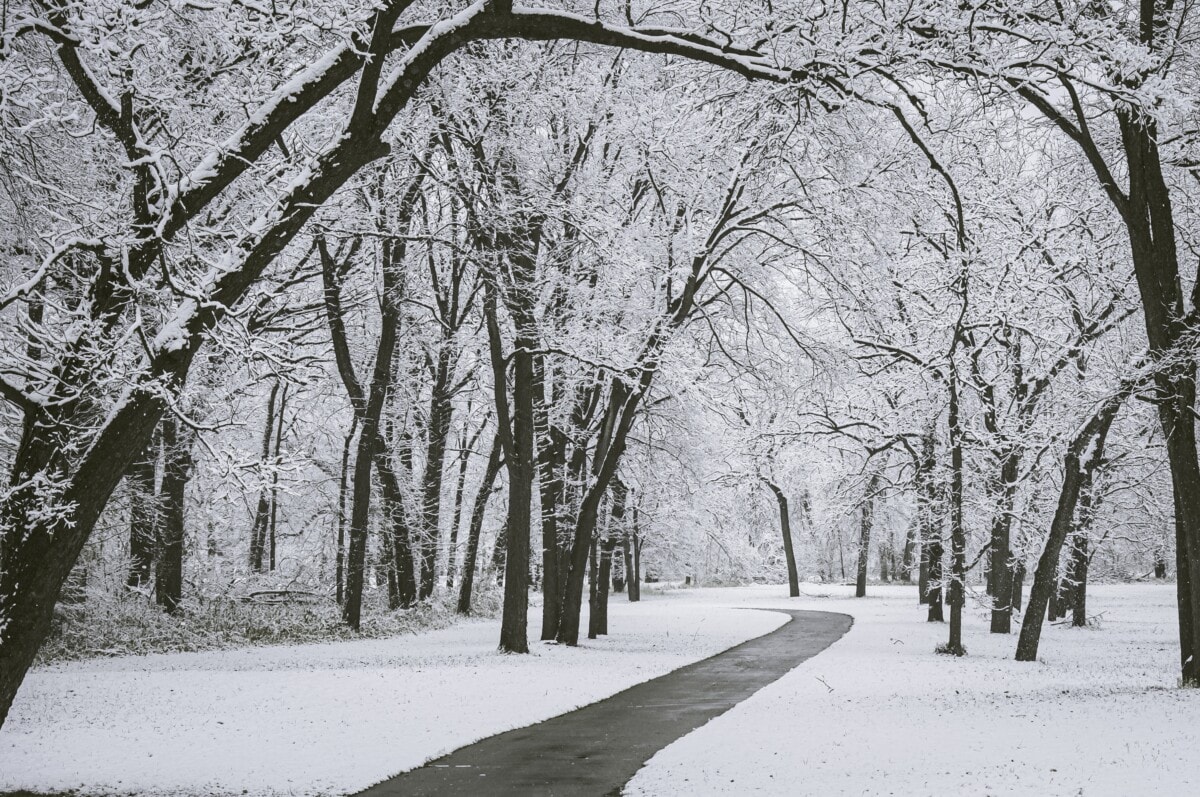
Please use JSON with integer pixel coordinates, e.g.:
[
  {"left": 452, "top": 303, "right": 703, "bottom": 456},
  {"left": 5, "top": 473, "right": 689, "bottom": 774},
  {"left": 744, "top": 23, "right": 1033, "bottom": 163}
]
[{"left": 38, "top": 583, "right": 503, "bottom": 664}]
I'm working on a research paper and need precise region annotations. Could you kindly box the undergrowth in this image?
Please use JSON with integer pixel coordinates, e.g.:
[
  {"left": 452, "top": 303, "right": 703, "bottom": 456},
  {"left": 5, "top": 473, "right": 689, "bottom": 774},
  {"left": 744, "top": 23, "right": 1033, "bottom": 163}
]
[{"left": 37, "top": 584, "right": 503, "bottom": 665}]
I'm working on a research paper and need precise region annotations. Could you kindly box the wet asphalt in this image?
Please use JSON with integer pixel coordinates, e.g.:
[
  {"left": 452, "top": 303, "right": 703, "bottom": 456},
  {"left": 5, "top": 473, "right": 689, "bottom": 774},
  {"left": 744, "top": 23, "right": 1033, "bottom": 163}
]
[{"left": 354, "top": 607, "right": 852, "bottom": 796}]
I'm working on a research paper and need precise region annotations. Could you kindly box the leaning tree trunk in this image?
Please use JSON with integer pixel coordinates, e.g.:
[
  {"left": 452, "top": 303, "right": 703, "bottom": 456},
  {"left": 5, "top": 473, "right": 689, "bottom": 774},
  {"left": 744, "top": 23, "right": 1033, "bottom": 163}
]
[
  {"left": 267, "top": 383, "right": 288, "bottom": 572},
  {"left": 1016, "top": 395, "right": 1122, "bottom": 662},
  {"left": 457, "top": 435, "right": 503, "bottom": 615},
  {"left": 155, "top": 416, "right": 194, "bottom": 614},
  {"left": 339, "top": 242, "right": 403, "bottom": 632},
  {"left": 765, "top": 480, "right": 800, "bottom": 597}
]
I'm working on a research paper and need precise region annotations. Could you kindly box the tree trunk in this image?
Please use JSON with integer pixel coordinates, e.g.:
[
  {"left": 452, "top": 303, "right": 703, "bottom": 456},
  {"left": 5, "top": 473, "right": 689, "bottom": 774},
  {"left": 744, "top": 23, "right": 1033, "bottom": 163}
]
[
  {"left": 765, "top": 480, "right": 800, "bottom": 597},
  {"left": 268, "top": 384, "right": 287, "bottom": 572},
  {"left": 587, "top": 538, "right": 600, "bottom": 639},
  {"left": 445, "top": 423, "right": 479, "bottom": 589},
  {"left": 596, "top": 537, "right": 616, "bottom": 635},
  {"left": 126, "top": 435, "right": 158, "bottom": 590},
  {"left": 249, "top": 380, "right": 280, "bottom": 573},
  {"left": 856, "top": 473, "right": 881, "bottom": 599},
  {"left": 989, "top": 451, "right": 1020, "bottom": 633},
  {"left": 376, "top": 440, "right": 416, "bottom": 609},
  {"left": 535, "top": 358, "right": 566, "bottom": 641},
  {"left": 1070, "top": 535, "right": 1089, "bottom": 627},
  {"left": 340, "top": 242, "right": 403, "bottom": 631},
  {"left": 944, "top": 373, "right": 966, "bottom": 654},
  {"left": 900, "top": 515, "right": 917, "bottom": 583},
  {"left": 335, "top": 415, "right": 357, "bottom": 606},
  {"left": 418, "top": 345, "right": 455, "bottom": 599},
  {"left": 457, "top": 435, "right": 503, "bottom": 615},
  {"left": 1109, "top": 2, "right": 1199, "bottom": 688},
  {"left": 1011, "top": 561, "right": 1025, "bottom": 612},
  {"left": 1016, "top": 396, "right": 1121, "bottom": 661},
  {"left": 629, "top": 507, "right": 642, "bottom": 602},
  {"left": 155, "top": 416, "right": 193, "bottom": 614},
  {"left": 485, "top": 273, "right": 535, "bottom": 654}
]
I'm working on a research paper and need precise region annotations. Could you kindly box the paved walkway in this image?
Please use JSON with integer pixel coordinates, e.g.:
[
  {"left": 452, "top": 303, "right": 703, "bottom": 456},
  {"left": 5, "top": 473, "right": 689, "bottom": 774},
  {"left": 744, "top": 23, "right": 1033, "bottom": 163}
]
[{"left": 355, "top": 608, "right": 852, "bottom": 796}]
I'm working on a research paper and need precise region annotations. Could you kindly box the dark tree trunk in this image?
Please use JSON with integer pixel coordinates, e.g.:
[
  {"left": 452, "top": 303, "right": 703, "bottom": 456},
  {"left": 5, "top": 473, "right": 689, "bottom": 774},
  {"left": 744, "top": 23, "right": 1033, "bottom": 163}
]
[
  {"left": 900, "top": 516, "right": 917, "bottom": 583},
  {"left": 628, "top": 507, "right": 642, "bottom": 602},
  {"left": 126, "top": 436, "right": 158, "bottom": 590},
  {"left": 596, "top": 537, "right": 616, "bottom": 636},
  {"left": 1070, "top": 535, "right": 1089, "bottom": 627},
  {"left": 989, "top": 451, "right": 1020, "bottom": 633},
  {"left": 765, "top": 480, "right": 800, "bottom": 597},
  {"left": 376, "top": 440, "right": 416, "bottom": 609},
  {"left": 1011, "top": 561, "right": 1025, "bottom": 612},
  {"left": 1016, "top": 396, "right": 1121, "bottom": 661},
  {"left": 268, "top": 384, "right": 288, "bottom": 572},
  {"left": 1111, "top": 4, "right": 1200, "bottom": 688},
  {"left": 484, "top": 274, "right": 535, "bottom": 654},
  {"left": 587, "top": 538, "right": 600, "bottom": 639},
  {"left": 155, "top": 416, "right": 193, "bottom": 614},
  {"left": 445, "top": 421, "right": 481, "bottom": 589},
  {"left": 944, "top": 373, "right": 966, "bottom": 654},
  {"left": 457, "top": 435, "right": 503, "bottom": 615},
  {"left": 418, "top": 345, "right": 454, "bottom": 599},
  {"left": 335, "top": 416, "right": 358, "bottom": 606},
  {"left": 1048, "top": 581, "right": 1064, "bottom": 622},
  {"left": 918, "top": 553, "right": 930, "bottom": 605},
  {"left": 856, "top": 473, "right": 881, "bottom": 599},
  {"left": 339, "top": 243, "right": 403, "bottom": 632},
  {"left": 917, "top": 428, "right": 938, "bottom": 612},
  {"left": 535, "top": 358, "right": 567, "bottom": 641},
  {"left": 249, "top": 380, "right": 280, "bottom": 573}
]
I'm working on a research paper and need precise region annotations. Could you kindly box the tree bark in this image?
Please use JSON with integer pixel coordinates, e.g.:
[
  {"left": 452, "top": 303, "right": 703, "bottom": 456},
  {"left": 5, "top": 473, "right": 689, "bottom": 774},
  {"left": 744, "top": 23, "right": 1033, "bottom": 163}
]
[
  {"left": 989, "top": 451, "right": 1020, "bottom": 633},
  {"left": 375, "top": 438, "right": 416, "bottom": 609},
  {"left": 249, "top": 380, "right": 280, "bottom": 573},
  {"left": 1016, "top": 395, "right": 1122, "bottom": 661},
  {"left": 765, "top": 480, "right": 800, "bottom": 597},
  {"left": 125, "top": 436, "right": 158, "bottom": 590},
  {"left": 856, "top": 473, "right": 881, "bottom": 599},
  {"left": 339, "top": 240, "right": 403, "bottom": 631},
  {"left": 457, "top": 435, "right": 503, "bottom": 615},
  {"left": 535, "top": 357, "right": 567, "bottom": 641},
  {"left": 155, "top": 416, "right": 193, "bottom": 614},
  {"left": 945, "top": 374, "right": 967, "bottom": 655},
  {"left": 417, "top": 344, "right": 455, "bottom": 599}
]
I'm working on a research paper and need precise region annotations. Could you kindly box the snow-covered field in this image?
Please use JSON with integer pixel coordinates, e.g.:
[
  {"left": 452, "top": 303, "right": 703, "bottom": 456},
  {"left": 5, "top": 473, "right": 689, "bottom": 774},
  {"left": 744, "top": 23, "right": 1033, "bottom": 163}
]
[
  {"left": 0, "top": 594, "right": 784, "bottom": 796},
  {"left": 2, "top": 583, "right": 1196, "bottom": 796},
  {"left": 627, "top": 583, "right": 1200, "bottom": 797}
]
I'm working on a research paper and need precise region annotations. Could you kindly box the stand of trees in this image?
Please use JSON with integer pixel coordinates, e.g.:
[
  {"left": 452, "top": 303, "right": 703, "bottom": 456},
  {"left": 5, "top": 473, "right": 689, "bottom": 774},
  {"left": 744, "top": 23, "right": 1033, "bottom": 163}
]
[{"left": 1, "top": 0, "right": 1198, "bottom": 728}]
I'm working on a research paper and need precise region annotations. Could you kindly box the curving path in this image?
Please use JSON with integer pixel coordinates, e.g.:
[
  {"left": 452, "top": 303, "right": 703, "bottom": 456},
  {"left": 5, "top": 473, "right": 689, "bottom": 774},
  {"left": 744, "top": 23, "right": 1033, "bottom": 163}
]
[{"left": 355, "top": 608, "right": 852, "bottom": 797}]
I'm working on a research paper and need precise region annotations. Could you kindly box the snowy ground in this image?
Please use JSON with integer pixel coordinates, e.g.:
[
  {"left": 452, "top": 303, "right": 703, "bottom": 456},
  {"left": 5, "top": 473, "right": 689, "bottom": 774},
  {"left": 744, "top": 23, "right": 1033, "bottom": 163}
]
[
  {"left": 626, "top": 583, "right": 1199, "bottom": 797},
  {"left": 0, "top": 593, "right": 784, "bottom": 796},
  {"left": 3, "top": 583, "right": 1196, "bottom": 796}
]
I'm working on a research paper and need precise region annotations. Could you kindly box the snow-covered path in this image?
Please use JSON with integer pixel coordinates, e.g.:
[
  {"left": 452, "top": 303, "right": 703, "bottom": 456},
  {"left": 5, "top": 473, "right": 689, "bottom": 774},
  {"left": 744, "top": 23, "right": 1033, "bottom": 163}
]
[
  {"left": 0, "top": 594, "right": 785, "bottom": 796},
  {"left": 626, "top": 584, "right": 1200, "bottom": 796},
  {"left": 3, "top": 583, "right": 1197, "bottom": 796}
]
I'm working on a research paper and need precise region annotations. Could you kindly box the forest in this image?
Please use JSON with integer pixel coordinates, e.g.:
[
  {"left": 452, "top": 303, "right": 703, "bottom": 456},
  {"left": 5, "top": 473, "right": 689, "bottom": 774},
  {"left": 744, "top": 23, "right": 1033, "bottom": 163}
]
[{"left": 1, "top": 0, "right": 1199, "bottom": 794}]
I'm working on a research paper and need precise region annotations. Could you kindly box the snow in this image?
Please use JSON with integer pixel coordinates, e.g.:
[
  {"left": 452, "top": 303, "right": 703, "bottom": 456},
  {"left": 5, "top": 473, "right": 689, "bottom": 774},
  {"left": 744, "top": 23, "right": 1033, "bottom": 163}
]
[
  {"left": 3, "top": 583, "right": 1196, "bottom": 796},
  {"left": 0, "top": 595, "right": 784, "bottom": 796},
  {"left": 626, "top": 583, "right": 1200, "bottom": 796}
]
